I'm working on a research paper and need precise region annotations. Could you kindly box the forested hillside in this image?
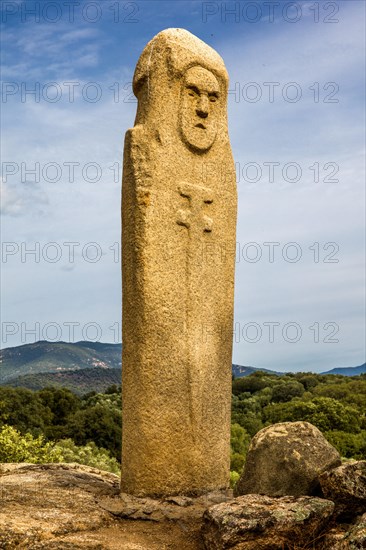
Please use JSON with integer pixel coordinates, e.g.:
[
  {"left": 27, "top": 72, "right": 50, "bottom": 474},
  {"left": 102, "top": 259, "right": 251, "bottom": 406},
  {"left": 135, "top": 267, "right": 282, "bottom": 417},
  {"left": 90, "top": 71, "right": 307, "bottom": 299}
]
[
  {"left": 0, "top": 341, "right": 122, "bottom": 383},
  {"left": 3, "top": 367, "right": 121, "bottom": 395},
  {"left": 4, "top": 365, "right": 274, "bottom": 395}
]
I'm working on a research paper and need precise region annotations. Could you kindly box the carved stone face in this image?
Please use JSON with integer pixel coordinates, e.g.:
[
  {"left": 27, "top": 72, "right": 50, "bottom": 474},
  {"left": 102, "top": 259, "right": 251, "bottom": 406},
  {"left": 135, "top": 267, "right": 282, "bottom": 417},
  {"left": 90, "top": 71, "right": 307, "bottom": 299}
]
[{"left": 179, "top": 66, "right": 220, "bottom": 153}]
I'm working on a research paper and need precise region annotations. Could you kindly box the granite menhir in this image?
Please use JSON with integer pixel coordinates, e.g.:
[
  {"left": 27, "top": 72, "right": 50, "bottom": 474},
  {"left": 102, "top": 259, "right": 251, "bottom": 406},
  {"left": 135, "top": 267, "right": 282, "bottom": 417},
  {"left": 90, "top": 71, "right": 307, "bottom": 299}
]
[{"left": 121, "top": 28, "right": 237, "bottom": 497}]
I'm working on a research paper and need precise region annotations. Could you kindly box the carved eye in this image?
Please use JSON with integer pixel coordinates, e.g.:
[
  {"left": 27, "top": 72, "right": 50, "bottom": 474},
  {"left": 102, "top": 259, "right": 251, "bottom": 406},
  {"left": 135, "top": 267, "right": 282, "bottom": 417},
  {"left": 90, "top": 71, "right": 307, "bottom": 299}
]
[
  {"left": 187, "top": 86, "right": 200, "bottom": 97},
  {"left": 209, "top": 95, "right": 218, "bottom": 103}
]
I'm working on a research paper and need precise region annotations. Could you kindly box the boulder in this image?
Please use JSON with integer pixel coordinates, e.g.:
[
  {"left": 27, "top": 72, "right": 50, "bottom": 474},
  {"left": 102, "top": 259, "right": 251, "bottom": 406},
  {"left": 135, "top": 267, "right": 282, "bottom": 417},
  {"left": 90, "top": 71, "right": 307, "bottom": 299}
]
[
  {"left": 319, "top": 460, "right": 366, "bottom": 519},
  {"left": 201, "top": 494, "right": 334, "bottom": 549},
  {"left": 234, "top": 421, "right": 341, "bottom": 497}
]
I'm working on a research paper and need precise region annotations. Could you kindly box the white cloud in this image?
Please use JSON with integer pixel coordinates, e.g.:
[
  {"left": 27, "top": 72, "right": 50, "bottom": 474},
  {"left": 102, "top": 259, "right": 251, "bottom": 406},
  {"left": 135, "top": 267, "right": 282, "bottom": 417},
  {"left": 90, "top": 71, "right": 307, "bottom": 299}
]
[{"left": 0, "top": 178, "right": 49, "bottom": 217}]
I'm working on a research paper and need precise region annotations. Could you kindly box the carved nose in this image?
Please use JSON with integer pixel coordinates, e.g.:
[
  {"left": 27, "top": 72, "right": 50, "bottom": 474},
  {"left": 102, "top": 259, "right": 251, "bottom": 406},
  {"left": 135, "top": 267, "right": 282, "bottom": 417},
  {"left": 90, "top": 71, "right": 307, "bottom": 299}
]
[
  {"left": 196, "top": 109, "right": 208, "bottom": 119},
  {"left": 196, "top": 96, "right": 209, "bottom": 118}
]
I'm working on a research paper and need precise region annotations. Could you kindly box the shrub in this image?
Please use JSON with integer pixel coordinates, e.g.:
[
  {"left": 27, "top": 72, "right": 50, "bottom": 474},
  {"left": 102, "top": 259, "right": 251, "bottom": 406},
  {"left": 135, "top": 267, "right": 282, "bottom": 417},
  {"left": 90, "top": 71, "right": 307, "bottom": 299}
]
[
  {"left": 0, "top": 424, "right": 62, "bottom": 463},
  {"left": 54, "top": 438, "right": 120, "bottom": 474}
]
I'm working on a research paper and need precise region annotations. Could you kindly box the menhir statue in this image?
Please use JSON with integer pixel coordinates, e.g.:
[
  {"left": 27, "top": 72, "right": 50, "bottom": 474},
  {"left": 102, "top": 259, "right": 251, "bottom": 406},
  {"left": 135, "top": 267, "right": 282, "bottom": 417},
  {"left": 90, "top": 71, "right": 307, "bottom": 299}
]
[{"left": 121, "top": 28, "right": 237, "bottom": 497}]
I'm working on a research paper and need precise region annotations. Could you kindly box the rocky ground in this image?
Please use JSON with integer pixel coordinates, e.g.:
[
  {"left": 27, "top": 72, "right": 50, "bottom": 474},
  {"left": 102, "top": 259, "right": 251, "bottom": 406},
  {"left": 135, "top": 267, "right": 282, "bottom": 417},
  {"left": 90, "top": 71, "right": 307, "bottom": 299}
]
[
  {"left": 0, "top": 446, "right": 366, "bottom": 550},
  {"left": 0, "top": 463, "right": 222, "bottom": 549}
]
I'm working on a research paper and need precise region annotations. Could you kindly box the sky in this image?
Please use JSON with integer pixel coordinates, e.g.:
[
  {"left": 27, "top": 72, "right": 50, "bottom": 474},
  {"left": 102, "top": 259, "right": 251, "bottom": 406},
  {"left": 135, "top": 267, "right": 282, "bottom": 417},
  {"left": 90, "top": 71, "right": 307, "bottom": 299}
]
[{"left": 1, "top": 0, "right": 365, "bottom": 372}]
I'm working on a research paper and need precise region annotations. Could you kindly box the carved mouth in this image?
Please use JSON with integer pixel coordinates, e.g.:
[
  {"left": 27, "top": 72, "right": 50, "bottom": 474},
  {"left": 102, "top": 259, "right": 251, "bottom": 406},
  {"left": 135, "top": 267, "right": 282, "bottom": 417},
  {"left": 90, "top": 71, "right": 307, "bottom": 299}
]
[{"left": 195, "top": 123, "right": 206, "bottom": 130}]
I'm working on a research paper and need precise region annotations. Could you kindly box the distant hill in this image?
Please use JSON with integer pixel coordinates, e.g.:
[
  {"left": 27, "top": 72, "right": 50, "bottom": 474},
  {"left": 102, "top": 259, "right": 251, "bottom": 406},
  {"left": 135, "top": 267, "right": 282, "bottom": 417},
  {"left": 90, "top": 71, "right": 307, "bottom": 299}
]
[
  {"left": 4, "top": 363, "right": 282, "bottom": 395},
  {"left": 0, "top": 342, "right": 279, "bottom": 393},
  {"left": 2, "top": 367, "right": 121, "bottom": 396},
  {"left": 232, "top": 364, "right": 281, "bottom": 377},
  {"left": 0, "top": 341, "right": 122, "bottom": 383},
  {"left": 1, "top": 342, "right": 364, "bottom": 393},
  {"left": 320, "top": 363, "right": 365, "bottom": 376}
]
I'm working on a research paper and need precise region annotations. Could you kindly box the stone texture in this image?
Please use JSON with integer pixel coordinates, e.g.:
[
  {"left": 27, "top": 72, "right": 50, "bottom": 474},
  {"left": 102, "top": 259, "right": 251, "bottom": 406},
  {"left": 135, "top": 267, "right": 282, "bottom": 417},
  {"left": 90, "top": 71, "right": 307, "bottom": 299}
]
[
  {"left": 201, "top": 494, "right": 335, "bottom": 549},
  {"left": 322, "top": 528, "right": 350, "bottom": 550},
  {"left": 98, "top": 489, "right": 232, "bottom": 523},
  {"left": 121, "top": 28, "right": 237, "bottom": 497},
  {"left": 319, "top": 460, "right": 366, "bottom": 519},
  {"left": 234, "top": 421, "right": 341, "bottom": 497},
  {"left": 0, "top": 463, "right": 209, "bottom": 549},
  {"left": 0, "top": 463, "right": 117, "bottom": 549},
  {"left": 346, "top": 513, "right": 366, "bottom": 549},
  {"left": 322, "top": 514, "right": 366, "bottom": 549}
]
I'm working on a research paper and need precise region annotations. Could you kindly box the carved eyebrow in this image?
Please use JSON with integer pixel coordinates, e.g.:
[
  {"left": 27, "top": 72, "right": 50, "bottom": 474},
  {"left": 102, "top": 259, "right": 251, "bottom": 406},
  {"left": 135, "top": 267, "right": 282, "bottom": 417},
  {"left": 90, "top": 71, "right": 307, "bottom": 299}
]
[
  {"left": 186, "top": 85, "right": 220, "bottom": 98},
  {"left": 186, "top": 85, "right": 200, "bottom": 95}
]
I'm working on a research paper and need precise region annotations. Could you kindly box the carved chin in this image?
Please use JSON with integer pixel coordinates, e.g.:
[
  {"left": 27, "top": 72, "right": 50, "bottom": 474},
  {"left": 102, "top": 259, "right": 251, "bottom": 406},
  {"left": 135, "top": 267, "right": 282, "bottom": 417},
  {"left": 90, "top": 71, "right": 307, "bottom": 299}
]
[{"left": 180, "top": 125, "right": 217, "bottom": 153}]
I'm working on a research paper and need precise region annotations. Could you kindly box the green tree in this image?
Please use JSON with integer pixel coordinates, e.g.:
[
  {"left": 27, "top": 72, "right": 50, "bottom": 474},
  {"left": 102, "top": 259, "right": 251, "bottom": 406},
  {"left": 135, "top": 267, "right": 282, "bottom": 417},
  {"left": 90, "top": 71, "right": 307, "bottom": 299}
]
[
  {"left": 54, "top": 439, "right": 120, "bottom": 474},
  {"left": 0, "top": 387, "right": 52, "bottom": 435},
  {"left": 105, "top": 385, "right": 121, "bottom": 395},
  {"left": 324, "top": 430, "right": 366, "bottom": 459},
  {"left": 67, "top": 401, "right": 121, "bottom": 460},
  {"left": 232, "top": 373, "right": 272, "bottom": 396},
  {"left": 295, "top": 374, "right": 320, "bottom": 391},
  {"left": 271, "top": 381, "right": 304, "bottom": 403},
  {"left": 0, "top": 424, "right": 62, "bottom": 463},
  {"left": 38, "top": 387, "right": 80, "bottom": 439},
  {"left": 263, "top": 397, "right": 361, "bottom": 433},
  {"left": 230, "top": 423, "right": 251, "bottom": 473}
]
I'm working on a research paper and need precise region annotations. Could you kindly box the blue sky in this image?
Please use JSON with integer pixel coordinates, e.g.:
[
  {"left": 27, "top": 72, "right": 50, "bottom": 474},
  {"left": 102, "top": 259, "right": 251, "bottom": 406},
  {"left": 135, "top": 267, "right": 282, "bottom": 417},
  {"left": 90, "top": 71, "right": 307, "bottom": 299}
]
[{"left": 1, "top": 0, "right": 365, "bottom": 372}]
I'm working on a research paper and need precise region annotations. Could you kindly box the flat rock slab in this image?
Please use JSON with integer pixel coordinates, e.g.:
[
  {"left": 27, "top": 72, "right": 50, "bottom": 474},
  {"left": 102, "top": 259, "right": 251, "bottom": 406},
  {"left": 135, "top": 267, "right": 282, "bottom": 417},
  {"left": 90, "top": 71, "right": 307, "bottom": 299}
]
[
  {"left": 98, "top": 489, "right": 232, "bottom": 523},
  {"left": 0, "top": 463, "right": 231, "bottom": 549},
  {"left": 202, "top": 494, "right": 335, "bottom": 549},
  {"left": 0, "top": 463, "right": 116, "bottom": 547}
]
